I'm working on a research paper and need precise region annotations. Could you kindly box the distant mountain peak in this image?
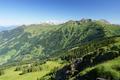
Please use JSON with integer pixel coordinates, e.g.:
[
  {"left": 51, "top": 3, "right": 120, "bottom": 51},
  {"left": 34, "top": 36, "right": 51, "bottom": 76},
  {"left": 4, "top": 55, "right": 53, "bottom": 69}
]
[
  {"left": 65, "top": 18, "right": 111, "bottom": 25},
  {"left": 97, "top": 19, "right": 110, "bottom": 24},
  {"left": 65, "top": 18, "right": 93, "bottom": 25},
  {"left": 80, "top": 18, "right": 92, "bottom": 23}
]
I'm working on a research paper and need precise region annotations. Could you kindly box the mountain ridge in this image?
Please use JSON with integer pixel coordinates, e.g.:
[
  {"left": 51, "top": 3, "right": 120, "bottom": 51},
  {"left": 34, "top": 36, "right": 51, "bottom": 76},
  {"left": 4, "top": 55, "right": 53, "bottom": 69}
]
[
  {"left": 0, "top": 19, "right": 120, "bottom": 65},
  {"left": 0, "top": 19, "right": 120, "bottom": 80}
]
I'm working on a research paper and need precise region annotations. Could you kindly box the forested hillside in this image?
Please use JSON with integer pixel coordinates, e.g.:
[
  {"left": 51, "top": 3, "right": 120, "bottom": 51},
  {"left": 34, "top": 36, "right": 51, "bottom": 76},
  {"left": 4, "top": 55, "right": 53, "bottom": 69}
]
[{"left": 0, "top": 19, "right": 120, "bottom": 80}]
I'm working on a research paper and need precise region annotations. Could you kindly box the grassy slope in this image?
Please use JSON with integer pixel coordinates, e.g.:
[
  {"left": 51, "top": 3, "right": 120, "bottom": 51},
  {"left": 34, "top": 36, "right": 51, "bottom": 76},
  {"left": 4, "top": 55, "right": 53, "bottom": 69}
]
[
  {"left": 1, "top": 20, "right": 120, "bottom": 65},
  {"left": 0, "top": 20, "right": 120, "bottom": 80},
  {"left": 78, "top": 57, "right": 120, "bottom": 80},
  {"left": 68, "top": 36, "right": 120, "bottom": 80},
  {"left": 0, "top": 24, "right": 60, "bottom": 64},
  {"left": 24, "top": 24, "right": 59, "bottom": 36},
  {"left": 41, "top": 36, "right": 120, "bottom": 80},
  {"left": 0, "top": 61, "right": 65, "bottom": 80}
]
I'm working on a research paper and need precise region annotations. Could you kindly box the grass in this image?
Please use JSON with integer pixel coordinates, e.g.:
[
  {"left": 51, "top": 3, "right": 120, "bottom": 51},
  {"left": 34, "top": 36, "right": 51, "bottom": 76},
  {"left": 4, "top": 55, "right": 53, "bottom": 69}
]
[
  {"left": 24, "top": 24, "right": 59, "bottom": 36},
  {"left": 79, "top": 57, "right": 120, "bottom": 77},
  {"left": 0, "top": 49, "right": 16, "bottom": 64},
  {"left": 0, "top": 61, "right": 65, "bottom": 80}
]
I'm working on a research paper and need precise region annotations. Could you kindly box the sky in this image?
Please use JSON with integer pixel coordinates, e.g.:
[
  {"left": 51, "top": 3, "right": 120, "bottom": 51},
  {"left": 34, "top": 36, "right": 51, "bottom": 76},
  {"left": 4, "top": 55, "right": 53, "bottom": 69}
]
[{"left": 0, "top": 0, "right": 120, "bottom": 26}]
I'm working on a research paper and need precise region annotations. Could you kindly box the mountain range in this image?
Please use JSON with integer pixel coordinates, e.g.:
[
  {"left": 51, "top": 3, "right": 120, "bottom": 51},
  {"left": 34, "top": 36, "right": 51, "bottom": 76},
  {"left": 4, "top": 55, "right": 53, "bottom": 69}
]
[
  {"left": 0, "top": 26, "right": 17, "bottom": 32},
  {"left": 0, "top": 19, "right": 120, "bottom": 80}
]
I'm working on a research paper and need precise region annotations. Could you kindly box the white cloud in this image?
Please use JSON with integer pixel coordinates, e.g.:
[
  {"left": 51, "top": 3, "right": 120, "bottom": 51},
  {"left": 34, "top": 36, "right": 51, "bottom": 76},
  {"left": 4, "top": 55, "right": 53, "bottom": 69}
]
[{"left": 43, "top": 20, "right": 65, "bottom": 24}]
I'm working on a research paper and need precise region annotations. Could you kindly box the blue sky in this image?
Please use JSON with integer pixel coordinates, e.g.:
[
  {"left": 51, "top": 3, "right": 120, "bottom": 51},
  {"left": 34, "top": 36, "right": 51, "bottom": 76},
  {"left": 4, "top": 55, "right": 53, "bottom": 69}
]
[{"left": 0, "top": 0, "right": 120, "bottom": 26}]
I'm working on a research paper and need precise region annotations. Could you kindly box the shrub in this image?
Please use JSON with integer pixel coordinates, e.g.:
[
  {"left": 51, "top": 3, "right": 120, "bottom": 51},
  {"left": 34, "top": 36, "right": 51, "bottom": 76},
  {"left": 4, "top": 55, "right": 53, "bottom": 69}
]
[
  {"left": 0, "top": 69, "right": 4, "bottom": 76},
  {"left": 92, "top": 65, "right": 120, "bottom": 80}
]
